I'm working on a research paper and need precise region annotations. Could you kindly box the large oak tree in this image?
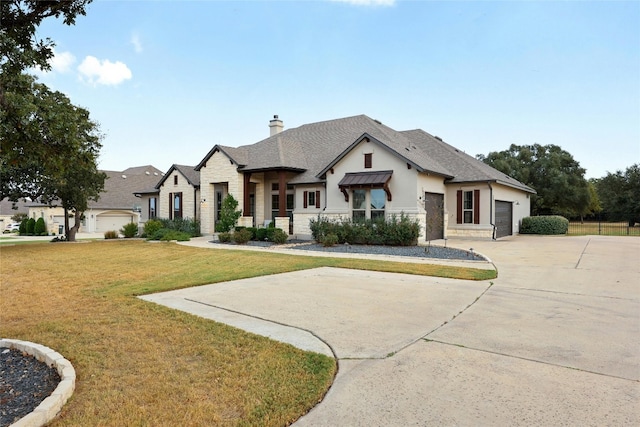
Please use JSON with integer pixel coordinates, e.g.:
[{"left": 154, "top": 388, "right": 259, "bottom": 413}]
[
  {"left": 594, "top": 164, "right": 640, "bottom": 226},
  {"left": 477, "top": 144, "right": 592, "bottom": 218}
]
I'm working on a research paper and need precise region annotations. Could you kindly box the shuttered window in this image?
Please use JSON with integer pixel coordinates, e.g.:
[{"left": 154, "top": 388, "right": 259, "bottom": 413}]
[{"left": 456, "top": 189, "right": 480, "bottom": 224}]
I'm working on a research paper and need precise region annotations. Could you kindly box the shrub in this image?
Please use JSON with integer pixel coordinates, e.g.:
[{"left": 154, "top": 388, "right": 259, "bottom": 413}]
[
  {"left": 143, "top": 219, "right": 163, "bottom": 238},
  {"left": 232, "top": 228, "right": 253, "bottom": 244},
  {"left": 19, "top": 218, "right": 28, "bottom": 235},
  {"left": 270, "top": 228, "right": 288, "bottom": 244},
  {"left": 34, "top": 217, "right": 47, "bottom": 235},
  {"left": 217, "top": 194, "right": 242, "bottom": 232},
  {"left": 104, "top": 230, "right": 119, "bottom": 239},
  {"left": 26, "top": 218, "right": 36, "bottom": 235},
  {"left": 159, "top": 230, "right": 191, "bottom": 241},
  {"left": 321, "top": 233, "right": 339, "bottom": 247},
  {"left": 520, "top": 215, "right": 569, "bottom": 235},
  {"left": 121, "top": 222, "right": 139, "bottom": 238},
  {"left": 255, "top": 228, "right": 268, "bottom": 241},
  {"left": 309, "top": 213, "right": 420, "bottom": 246},
  {"left": 157, "top": 217, "right": 200, "bottom": 237},
  {"left": 218, "top": 232, "right": 232, "bottom": 243}
]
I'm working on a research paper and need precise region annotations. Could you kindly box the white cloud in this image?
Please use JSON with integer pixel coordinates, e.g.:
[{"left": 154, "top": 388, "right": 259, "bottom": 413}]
[
  {"left": 31, "top": 49, "right": 76, "bottom": 76},
  {"left": 331, "top": 0, "right": 396, "bottom": 6},
  {"left": 131, "top": 33, "right": 143, "bottom": 53},
  {"left": 78, "top": 56, "right": 132, "bottom": 86},
  {"left": 49, "top": 50, "right": 76, "bottom": 73}
]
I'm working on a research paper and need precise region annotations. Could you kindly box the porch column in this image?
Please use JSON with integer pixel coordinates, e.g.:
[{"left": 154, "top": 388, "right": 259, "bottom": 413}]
[
  {"left": 243, "top": 173, "right": 252, "bottom": 216},
  {"left": 278, "top": 171, "right": 286, "bottom": 216}
]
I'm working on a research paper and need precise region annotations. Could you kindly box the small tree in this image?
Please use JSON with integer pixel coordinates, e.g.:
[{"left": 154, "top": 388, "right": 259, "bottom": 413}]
[
  {"left": 121, "top": 222, "right": 138, "bottom": 238},
  {"left": 34, "top": 217, "right": 46, "bottom": 235},
  {"left": 217, "top": 194, "right": 242, "bottom": 233},
  {"left": 11, "top": 212, "right": 27, "bottom": 223}
]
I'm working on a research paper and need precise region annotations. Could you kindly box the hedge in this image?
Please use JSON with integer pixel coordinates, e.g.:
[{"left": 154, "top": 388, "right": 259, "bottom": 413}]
[{"left": 520, "top": 216, "right": 569, "bottom": 235}]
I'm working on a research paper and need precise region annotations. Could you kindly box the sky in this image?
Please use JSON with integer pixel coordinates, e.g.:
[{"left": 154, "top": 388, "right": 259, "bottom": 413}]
[{"left": 33, "top": 0, "right": 640, "bottom": 179}]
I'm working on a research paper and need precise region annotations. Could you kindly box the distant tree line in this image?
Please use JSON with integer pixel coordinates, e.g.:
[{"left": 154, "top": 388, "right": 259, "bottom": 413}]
[{"left": 478, "top": 144, "right": 639, "bottom": 226}]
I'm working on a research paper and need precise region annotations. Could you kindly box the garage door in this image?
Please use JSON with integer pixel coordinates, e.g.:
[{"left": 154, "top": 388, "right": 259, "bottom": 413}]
[
  {"left": 495, "top": 201, "right": 513, "bottom": 238},
  {"left": 96, "top": 214, "right": 135, "bottom": 233}
]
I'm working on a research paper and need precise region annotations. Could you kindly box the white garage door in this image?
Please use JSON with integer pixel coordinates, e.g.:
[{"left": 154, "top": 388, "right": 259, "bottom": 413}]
[{"left": 96, "top": 214, "right": 135, "bottom": 233}]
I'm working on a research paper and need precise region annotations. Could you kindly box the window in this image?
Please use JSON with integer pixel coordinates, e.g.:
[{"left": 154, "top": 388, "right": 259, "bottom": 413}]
[
  {"left": 174, "top": 175, "right": 178, "bottom": 185},
  {"left": 149, "top": 197, "right": 157, "bottom": 219},
  {"left": 463, "top": 191, "right": 473, "bottom": 224},
  {"left": 456, "top": 189, "right": 480, "bottom": 224},
  {"left": 370, "top": 189, "right": 386, "bottom": 220},
  {"left": 173, "top": 192, "right": 182, "bottom": 219},
  {"left": 364, "top": 153, "right": 372, "bottom": 169},
  {"left": 216, "top": 191, "right": 223, "bottom": 222},
  {"left": 352, "top": 189, "right": 366, "bottom": 221},
  {"left": 303, "top": 190, "right": 321, "bottom": 208}
]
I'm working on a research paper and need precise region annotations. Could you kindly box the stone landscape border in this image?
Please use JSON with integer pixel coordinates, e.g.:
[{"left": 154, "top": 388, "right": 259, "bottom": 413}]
[{"left": 1, "top": 338, "right": 75, "bottom": 427}]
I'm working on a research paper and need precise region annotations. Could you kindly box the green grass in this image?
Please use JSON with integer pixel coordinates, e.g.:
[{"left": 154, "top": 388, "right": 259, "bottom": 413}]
[
  {"left": 0, "top": 241, "right": 493, "bottom": 426},
  {"left": 567, "top": 221, "right": 640, "bottom": 236}
]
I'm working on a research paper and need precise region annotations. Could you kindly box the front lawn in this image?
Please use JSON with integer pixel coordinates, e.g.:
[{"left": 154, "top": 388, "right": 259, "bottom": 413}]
[{"left": 0, "top": 241, "right": 493, "bottom": 426}]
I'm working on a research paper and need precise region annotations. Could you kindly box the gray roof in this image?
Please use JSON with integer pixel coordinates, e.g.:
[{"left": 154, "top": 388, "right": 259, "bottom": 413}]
[
  {"left": 29, "top": 166, "right": 164, "bottom": 210},
  {"left": 0, "top": 198, "right": 30, "bottom": 216},
  {"left": 197, "top": 114, "right": 534, "bottom": 192},
  {"left": 155, "top": 164, "right": 200, "bottom": 189}
]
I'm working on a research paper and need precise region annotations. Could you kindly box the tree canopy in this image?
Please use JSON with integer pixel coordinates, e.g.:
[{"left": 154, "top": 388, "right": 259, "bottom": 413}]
[
  {"left": 477, "top": 144, "right": 592, "bottom": 217},
  {"left": 1, "top": 0, "right": 104, "bottom": 241},
  {"left": 594, "top": 164, "right": 640, "bottom": 226}
]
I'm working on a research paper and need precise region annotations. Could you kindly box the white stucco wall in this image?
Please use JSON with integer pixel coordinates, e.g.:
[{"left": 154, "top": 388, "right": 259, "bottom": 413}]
[
  {"left": 492, "top": 184, "right": 532, "bottom": 234},
  {"left": 324, "top": 140, "right": 420, "bottom": 216},
  {"left": 198, "top": 150, "right": 244, "bottom": 235}
]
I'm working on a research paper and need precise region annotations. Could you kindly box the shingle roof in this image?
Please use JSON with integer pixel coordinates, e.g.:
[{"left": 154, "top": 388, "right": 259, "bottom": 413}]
[
  {"left": 28, "top": 166, "right": 164, "bottom": 209},
  {"left": 155, "top": 164, "right": 200, "bottom": 189},
  {"left": 0, "top": 198, "right": 30, "bottom": 216},
  {"left": 197, "top": 114, "right": 534, "bottom": 192}
]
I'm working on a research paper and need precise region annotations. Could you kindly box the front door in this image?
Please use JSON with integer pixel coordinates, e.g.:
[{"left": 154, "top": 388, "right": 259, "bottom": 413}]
[{"left": 424, "top": 192, "right": 444, "bottom": 240}]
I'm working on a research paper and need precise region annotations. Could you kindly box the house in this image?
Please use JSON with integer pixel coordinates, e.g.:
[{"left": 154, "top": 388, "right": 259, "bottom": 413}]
[
  {"left": 150, "top": 164, "right": 200, "bottom": 221},
  {"left": 193, "top": 115, "right": 535, "bottom": 241},
  {"left": 0, "top": 198, "right": 29, "bottom": 229},
  {"left": 28, "top": 166, "right": 163, "bottom": 234}
]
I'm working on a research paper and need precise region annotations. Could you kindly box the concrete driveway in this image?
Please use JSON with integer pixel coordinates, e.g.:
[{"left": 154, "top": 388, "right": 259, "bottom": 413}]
[{"left": 142, "top": 235, "right": 639, "bottom": 426}]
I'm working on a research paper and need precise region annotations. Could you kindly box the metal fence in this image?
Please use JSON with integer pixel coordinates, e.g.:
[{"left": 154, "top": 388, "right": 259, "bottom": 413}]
[{"left": 568, "top": 221, "right": 640, "bottom": 236}]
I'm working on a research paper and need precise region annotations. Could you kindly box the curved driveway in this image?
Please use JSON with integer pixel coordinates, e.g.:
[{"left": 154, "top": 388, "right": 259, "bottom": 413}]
[{"left": 142, "top": 235, "right": 639, "bottom": 426}]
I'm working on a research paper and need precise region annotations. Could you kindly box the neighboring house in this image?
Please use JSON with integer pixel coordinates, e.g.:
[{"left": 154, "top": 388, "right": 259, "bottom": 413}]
[
  {"left": 28, "top": 166, "right": 163, "bottom": 234},
  {"left": 194, "top": 115, "right": 535, "bottom": 241},
  {"left": 0, "top": 198, "right": 29, "bottom": 229}
]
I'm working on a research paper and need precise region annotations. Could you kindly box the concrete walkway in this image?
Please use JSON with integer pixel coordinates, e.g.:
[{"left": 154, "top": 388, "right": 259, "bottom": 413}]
[{"left": 141, "top": 235, "right": 640, "bottom": 426}]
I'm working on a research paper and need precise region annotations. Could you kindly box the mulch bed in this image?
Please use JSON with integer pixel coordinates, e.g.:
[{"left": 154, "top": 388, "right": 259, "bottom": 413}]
[{"left": 0, "top": 347, "right": 60, "bottom": 427}]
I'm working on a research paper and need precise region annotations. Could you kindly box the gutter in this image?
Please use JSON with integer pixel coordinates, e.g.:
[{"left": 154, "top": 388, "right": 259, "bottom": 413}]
[{"left": 488, "top": 181, "right": 496, "bottom": 240}]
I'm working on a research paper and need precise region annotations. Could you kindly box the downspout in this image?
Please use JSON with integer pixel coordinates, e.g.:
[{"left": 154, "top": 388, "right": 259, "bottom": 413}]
[{"left": 488, "top": 181, "right": 495, "bottom": 240}]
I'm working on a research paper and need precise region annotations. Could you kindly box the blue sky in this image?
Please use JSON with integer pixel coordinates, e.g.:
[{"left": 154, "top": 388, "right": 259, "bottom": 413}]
[{"left": 34, "top": 0, "right": 639, "bottom": 179}]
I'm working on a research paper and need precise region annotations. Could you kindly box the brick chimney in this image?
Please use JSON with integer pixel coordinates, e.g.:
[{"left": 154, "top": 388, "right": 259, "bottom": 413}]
[{"left": 269, "top": 115, "right": 283, "bottom": 136}]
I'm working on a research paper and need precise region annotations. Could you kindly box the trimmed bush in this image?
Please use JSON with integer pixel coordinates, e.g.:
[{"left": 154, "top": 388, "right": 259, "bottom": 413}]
[
  {"left": 255, "top": 228, "right": 268, "bottom": 241},
  {"left": 143, "top": 219, "right": 163, "bottom": 238},
  {"left": 104, "top": 230, "right": 119, "bottom": 239},
  {"left": 34, "top": 217, "right": 47, "bottom": 235},
  {"left": 19, "top": 218, "right": 28, "bottom": 235},
  {"left": 121, "top": 222, "right": 139, "bottom": 238},
  {"left": 26, "top": 218, "right": 36, "bottom": 235},
  {"left": 309, "top": 213, "right": 420, "bottom": 246},
  {"left": 270, "top": 228, "right": 288, "bottom": 244},
  {"left": 321, "top": 233, "right": 339, "bottom": 247},
  {"left": 520, "top": 215, "right": 569, "bottom": 235},
  {"left": 218, "top": 232, "right": 232, "bottom": 243},
  {"left": 233, "top": 228, "right": 253, "bottom": 244},
  {"left": 159, "top": 230, "right": 191, "bottom": 241}
]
